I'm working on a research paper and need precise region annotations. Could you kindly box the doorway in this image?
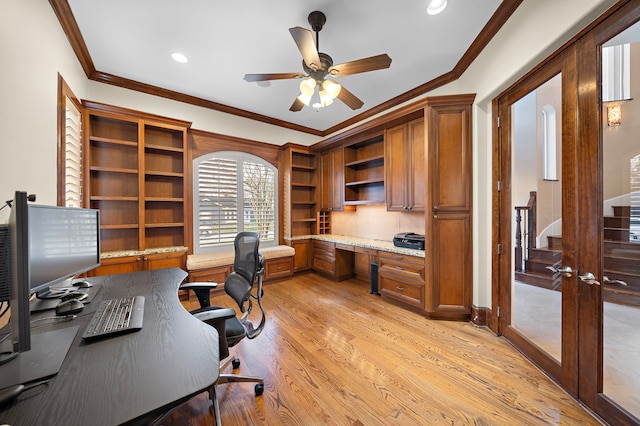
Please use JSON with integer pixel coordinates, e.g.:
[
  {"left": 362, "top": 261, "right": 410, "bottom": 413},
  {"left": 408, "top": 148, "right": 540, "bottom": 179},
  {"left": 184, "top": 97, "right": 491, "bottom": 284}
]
[{"left": 493, "top": 2, "right": 640, "bottom": 424}]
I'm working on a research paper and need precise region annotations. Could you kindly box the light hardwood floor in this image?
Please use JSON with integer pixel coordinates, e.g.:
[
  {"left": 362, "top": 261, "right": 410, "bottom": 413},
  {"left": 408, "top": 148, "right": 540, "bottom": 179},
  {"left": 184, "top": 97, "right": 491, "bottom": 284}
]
[{"left": 163, "top": 274, "right": 603, "bottom": 425}]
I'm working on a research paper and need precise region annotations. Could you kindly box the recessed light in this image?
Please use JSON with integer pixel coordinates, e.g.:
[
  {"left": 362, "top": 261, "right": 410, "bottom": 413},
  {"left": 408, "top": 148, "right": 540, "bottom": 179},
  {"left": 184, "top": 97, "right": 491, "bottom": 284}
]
[
  {"left": 427, "top": 0, "right": 447, "bottom": 15},
  {"left": 171, "top": 52, "right": 188, "bottom": 63}
]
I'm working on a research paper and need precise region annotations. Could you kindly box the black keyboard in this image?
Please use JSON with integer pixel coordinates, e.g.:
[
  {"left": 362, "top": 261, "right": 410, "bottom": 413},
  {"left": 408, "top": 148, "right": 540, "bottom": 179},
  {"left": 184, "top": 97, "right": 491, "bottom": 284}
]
[{"left": 82, "top": 296, "right": 144, "bottom": 341}]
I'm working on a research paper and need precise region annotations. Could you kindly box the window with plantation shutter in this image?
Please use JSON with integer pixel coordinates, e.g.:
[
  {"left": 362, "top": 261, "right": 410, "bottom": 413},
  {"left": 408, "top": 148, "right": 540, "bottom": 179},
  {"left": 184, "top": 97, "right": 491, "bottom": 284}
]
[
  {"left": 64, "top": 98, "right": 83, "bottom": 208},
  {"left": 194, "top": 151, "right": 278, "bottom": 253}
]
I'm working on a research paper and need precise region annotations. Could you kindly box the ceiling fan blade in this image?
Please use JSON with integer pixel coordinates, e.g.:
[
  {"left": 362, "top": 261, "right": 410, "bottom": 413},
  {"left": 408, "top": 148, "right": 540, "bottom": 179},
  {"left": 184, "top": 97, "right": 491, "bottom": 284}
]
[
  {"left": 337, "top": 85, "right": 364, "bottom": 110},
  {"left": 289, "top": 26, "right": 322, "bottom": 70},
  {"left": 244, "top": 72, "right": 304, "bottom": 82},
  {"left": 329, "top": 54, "right": 392, "bottom": 77},
  {"left": 289, "top": 97, "right": 305, "bottom": 112}
]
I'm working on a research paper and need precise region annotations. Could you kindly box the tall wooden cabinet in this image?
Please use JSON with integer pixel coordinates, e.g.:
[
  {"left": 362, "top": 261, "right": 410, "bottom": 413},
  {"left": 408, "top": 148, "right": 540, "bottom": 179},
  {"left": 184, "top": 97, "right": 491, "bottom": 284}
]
[
  {"left": 320, "top": 147, "right": 350, "bottom": 212},
  {"left": 385, "top": 118, "right": 425, "bottom": 211},
  {"left": 82, "top": 101, "right": 190, "bottom": 275},
  {"left": 423, "top": 94, "right": 474, "bottom": 320}
]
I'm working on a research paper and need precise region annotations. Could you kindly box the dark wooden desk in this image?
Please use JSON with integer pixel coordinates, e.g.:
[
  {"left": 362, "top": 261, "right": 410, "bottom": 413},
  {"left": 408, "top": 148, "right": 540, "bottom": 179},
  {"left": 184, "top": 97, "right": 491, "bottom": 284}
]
[{"left": 0, "top": 268, "right": 219, "bottom": 425}]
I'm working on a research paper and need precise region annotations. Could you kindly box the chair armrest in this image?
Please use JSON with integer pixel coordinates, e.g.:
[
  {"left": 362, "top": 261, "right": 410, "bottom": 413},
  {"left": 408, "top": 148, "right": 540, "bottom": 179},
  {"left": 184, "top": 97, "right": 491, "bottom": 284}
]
[
  {"left": 180, "top": 282, "right": 219, "bottom": 290},
  {"left": 192, "top": 307, "right": 236, "bottom": 324}
]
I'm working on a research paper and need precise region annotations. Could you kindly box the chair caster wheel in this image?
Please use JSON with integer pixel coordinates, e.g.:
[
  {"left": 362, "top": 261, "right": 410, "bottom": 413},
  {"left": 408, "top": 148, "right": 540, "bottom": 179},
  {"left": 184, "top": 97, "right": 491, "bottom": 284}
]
[
  {"left": 232, "top": 359, "right": 241, "bottom": 369},
  {"left": 255, "top": 383, "right": 264, "bottom": 396}
]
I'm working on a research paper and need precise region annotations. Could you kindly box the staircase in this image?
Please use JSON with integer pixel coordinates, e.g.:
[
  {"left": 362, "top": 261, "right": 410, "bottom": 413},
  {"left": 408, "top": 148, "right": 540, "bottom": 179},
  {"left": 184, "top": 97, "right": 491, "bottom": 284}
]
[{"left": 516, "top": 206, "right": 640, "bottom": 306}]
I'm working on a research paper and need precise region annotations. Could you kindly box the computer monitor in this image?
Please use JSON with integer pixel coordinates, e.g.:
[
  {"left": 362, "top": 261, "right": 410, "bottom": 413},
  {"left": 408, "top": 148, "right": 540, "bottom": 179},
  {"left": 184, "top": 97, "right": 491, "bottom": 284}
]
[
  {"left": 28, "top": 203, "right": 101, "bottom": 297},
  {"left": 0, "top": 191, "right": 100, "bottom": 366}
]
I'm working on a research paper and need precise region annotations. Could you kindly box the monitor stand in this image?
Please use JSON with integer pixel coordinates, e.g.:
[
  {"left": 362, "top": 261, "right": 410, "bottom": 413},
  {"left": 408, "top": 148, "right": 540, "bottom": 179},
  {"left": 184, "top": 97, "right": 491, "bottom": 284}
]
[{"left": 0, "top": 326, "right": 78, "bottom": 389}]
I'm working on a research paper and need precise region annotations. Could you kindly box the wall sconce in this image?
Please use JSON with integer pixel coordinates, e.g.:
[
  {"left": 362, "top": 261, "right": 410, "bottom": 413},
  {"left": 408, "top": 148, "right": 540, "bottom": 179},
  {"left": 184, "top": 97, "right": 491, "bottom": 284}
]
[{"left": 607, "top": 104, "right": 621, "bottom": 126}]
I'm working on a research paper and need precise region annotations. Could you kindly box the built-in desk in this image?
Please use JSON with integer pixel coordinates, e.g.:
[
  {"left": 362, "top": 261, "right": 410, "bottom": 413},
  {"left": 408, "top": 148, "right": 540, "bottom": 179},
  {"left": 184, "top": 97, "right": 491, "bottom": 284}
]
[
  {"left": 289, "top": 234, "right": 425, "bottom": 258},
  {"left": 0, "top": 268, "right": 219, "bottom": 426},
  {"left": 289, "top": 235, "right": 429, "bottom": 313}
]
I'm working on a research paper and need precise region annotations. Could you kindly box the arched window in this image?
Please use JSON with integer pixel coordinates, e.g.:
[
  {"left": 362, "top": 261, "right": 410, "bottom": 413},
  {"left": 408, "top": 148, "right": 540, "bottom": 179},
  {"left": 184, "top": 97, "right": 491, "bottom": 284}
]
[
  {"left": 541, "top": 104, "right": 557, "bottom": 181},
  {"left": 193, "top": 151, "right": 278, "bottom": 253}
]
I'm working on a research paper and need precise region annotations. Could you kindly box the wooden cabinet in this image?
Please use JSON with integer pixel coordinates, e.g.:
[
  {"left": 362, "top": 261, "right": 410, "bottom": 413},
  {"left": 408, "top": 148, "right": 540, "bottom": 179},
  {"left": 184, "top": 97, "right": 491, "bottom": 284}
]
[
  {"left": 378, "top": 252, "right": 426, "bottom": 309},
  {"left": 280, "top": 145, "right": 318, "bottom": 239},
  {"left": 187, "top": 265, "right": 232, "bottom": 287},
  {"left": 424, "top": 95, "right": 474, "bottom": 320},
  {"left": 83, "top": 101, "right": 190, "bottom": 266},
  {"left": 344, "top": 134, "right": 385, "bottom": 205},
  {"left": 319, "top": 147, "right": 350, "bottom": 212},
  {"left": 385, "top": 118, "right": 425, "bottom": 211},
  {"left": 89, "top": 250, "right": 187, "bottom": 277},
  {"left": 312, "top": 240, "right": 353, "bottom": 280},
  {"left": 291, "top": 239, "right": 312, "bottom": 272},
  {"left": 264, "top": 257, "right": 294, "bottom": 281}
]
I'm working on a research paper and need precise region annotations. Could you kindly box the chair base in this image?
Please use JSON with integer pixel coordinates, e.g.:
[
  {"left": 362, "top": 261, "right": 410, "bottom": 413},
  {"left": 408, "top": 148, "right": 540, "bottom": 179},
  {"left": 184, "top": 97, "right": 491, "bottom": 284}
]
[{"left": 209, "top": 355, "right": 265, "bottom": 426}]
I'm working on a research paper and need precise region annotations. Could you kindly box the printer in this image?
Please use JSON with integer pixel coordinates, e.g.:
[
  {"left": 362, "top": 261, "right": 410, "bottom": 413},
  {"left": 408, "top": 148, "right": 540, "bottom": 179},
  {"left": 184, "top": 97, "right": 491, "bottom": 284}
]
[{"left": 393, "top": 232, "right": 425, "bottom": 250}]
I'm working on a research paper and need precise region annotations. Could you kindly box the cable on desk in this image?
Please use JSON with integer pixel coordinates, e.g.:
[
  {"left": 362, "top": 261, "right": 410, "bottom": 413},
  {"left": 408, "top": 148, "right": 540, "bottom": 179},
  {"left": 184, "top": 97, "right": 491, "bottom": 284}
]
[{"left": 31, "top": 314, "right": 77, "bottom": 324}]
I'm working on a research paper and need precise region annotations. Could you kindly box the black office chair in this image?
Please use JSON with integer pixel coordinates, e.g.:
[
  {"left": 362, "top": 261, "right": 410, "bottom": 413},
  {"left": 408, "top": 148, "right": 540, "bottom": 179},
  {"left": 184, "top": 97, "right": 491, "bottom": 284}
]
[{"left": 180, "top": 232, "right": 266, "bottom": 425}]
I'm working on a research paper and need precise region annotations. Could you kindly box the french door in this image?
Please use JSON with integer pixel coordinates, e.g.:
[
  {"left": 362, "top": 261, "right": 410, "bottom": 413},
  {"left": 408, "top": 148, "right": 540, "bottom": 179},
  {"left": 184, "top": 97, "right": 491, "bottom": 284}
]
[{"left": 494, "top": 2, "right": 640, "bottom": 424}]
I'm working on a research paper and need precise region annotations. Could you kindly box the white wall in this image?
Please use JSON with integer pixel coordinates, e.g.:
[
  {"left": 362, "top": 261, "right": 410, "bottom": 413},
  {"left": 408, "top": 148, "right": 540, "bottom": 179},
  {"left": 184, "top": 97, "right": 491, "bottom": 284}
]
[
  {"left": 0, "top": 0, "right": 88, "bottom": 220},
  {"left": 1, "top": 0, "right": 619, "bottom": 310}
]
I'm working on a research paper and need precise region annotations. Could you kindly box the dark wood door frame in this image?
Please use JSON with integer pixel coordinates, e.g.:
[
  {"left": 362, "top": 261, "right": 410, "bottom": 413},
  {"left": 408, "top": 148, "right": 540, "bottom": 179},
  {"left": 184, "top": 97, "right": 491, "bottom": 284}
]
[
  {"left": 492, "top": 1, "right": 640, "bottom": 424},
  {"left": 576, "top": 3, "right": 640, "bottom": 424},
  {"left": 493, "top": 48, "right": 579, "bottom": 395}
]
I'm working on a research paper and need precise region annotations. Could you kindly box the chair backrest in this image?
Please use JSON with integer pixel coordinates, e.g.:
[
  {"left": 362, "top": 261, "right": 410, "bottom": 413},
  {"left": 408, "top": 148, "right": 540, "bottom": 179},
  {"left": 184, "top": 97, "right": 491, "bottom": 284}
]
[
  {"left": 232, "top": 232, "right": 260, "bottom": 285},
  {"left": 225, "top": 231, "right": 266, "bottom": 339}
]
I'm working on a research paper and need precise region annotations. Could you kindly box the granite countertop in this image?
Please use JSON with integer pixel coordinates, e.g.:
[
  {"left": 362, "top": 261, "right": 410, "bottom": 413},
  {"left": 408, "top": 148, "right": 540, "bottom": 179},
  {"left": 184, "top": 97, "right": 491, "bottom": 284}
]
[
  {"left": 287, "top": 234, "right": 425, "bottom": 258},
  {"left": 101, "top": 246, "right": 188, "bottom": 259}
]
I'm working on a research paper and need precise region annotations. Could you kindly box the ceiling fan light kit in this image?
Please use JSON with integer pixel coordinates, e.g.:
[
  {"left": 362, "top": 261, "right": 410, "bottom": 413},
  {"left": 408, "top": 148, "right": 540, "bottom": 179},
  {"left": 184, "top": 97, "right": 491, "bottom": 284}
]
[{"left": 244, "top": 11, "right": 391, "bottom": 112}]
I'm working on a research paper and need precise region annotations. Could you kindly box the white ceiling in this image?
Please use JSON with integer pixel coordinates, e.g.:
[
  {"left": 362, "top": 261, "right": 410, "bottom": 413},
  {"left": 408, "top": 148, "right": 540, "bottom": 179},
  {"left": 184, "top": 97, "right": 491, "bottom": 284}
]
[{"left": 66, "top": 0, "right": 502, "bottom": 132}]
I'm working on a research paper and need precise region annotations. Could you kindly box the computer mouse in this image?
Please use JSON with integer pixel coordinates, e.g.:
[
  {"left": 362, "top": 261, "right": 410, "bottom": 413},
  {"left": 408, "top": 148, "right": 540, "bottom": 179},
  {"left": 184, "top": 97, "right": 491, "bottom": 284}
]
[
  {"left": 60, "top": 291, "right": 88, "bottom": 302},
  {"left": 55, "top": 299, "right": 84, "bottom": 316},
  {"left": 73, "top": 280, "right": 93, "bottom": 288}
]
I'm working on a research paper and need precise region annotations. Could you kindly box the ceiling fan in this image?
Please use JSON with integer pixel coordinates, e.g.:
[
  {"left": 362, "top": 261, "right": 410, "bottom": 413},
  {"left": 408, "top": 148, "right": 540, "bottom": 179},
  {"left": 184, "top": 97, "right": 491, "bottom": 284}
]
[{"left": 244, "top": 11, "right": 392, "bottom": 112}]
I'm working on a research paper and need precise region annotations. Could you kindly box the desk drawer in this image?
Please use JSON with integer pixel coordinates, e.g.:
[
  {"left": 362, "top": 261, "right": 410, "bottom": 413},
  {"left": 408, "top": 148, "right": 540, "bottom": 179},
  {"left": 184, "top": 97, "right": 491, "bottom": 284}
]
[
  {"left": 379, "top": 276, "right": 424, "bottom": 307},
  {"left": 378, "top": 252, "right": 425, "bottom": 308},
  {"left": 313, "top": 241, "right": 335, "bottom": 261}
]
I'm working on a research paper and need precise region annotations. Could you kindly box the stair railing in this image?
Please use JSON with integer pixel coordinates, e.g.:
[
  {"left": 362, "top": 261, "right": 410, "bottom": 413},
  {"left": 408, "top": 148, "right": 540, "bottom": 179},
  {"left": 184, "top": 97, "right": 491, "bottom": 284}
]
[{"left": 514, "top": 191, "right": 537, "bottom": 272}]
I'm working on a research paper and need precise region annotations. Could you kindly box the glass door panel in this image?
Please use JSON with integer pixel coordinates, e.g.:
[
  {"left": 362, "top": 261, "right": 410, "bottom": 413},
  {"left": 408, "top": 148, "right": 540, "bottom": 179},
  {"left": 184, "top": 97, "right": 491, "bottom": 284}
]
[
  {"left": 601, "top": 22, "right": 640, "bottom": 419},
  {"left": 511, "top": 74, "right": 563, "bottom": 362}
]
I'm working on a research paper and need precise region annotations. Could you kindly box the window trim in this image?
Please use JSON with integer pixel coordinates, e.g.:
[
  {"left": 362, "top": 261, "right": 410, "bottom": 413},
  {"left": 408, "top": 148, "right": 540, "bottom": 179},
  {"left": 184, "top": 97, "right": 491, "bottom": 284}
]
[{"left": 57, "top": 74, "right": 83, "bottom": 207}]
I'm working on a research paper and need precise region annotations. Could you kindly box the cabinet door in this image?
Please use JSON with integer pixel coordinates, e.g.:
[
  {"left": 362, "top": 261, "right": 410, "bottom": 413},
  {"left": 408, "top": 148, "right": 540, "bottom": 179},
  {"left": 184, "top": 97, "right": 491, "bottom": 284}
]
[
  {"left": 329, "top": 147, "right": 346, "bottom": 211},
  {"left": 408, "top": 119, "right": 425, "bottom": 211},
  {"left": 320, "top": 151, "right": 330, "bottom": 211},
  {"left": 89, "top": 255, "right": 144, "bottom": 277},
  {"left": 143, "top": 251, "right": 186, "bottom": 271},
  {"left": 385, "top": 125, "right": 408, "bottom": 211},
  {"left": 425, "top": 101, "right": 472, "bottom": 320},
  {"left": 385, "top": 119, "right": 425, "bottom": 212},
  {"left": 291, "top": 239, "right": 311, "bottom": 272}
]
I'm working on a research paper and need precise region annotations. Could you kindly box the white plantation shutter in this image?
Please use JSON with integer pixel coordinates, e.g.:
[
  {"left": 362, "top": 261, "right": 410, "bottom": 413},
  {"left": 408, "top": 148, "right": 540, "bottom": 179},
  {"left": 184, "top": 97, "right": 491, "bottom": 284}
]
[
  {"left": 243, "top": 161, "right": 276, "bottom": 241},
  {"left": 64, "top": 99, "right": 82, "bottom": 208},
  {"left": 194, "top": 152, "right": 277, "bottom": 252},
  {"left": 197, "top": 157, "right": 239, "bottom": 247}
]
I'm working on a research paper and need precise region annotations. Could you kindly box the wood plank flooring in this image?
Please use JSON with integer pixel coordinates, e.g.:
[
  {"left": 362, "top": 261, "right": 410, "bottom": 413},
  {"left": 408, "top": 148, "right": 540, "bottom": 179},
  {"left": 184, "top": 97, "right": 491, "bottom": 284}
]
[{"left": 162, "top": 273, "right": 603, "bottom": 425}]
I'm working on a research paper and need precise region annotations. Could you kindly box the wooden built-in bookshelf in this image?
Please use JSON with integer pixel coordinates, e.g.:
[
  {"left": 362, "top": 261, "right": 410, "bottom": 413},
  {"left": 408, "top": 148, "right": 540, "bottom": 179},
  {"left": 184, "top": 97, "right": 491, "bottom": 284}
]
[
  {"left": 343, "top": 133, "right": 385, "bottom": 205},
  {"left": 83, "top": 102, "right": 190, "bottom": 257},
  {"left": 281, "top": 145, "right": 319, "bottom": 239}
]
